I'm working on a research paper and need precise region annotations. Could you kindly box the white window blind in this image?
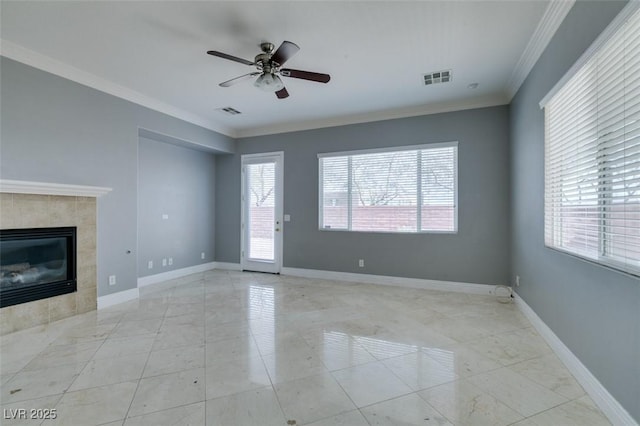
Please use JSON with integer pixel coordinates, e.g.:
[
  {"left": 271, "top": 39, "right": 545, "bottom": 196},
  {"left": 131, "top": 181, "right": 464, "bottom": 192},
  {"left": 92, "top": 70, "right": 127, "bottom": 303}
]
[
  {"left": 544, "top": 7, "right": 640, "bottom": 275},
  {"left": 319, "top": 143, "right": 457, "bottom": 233}
]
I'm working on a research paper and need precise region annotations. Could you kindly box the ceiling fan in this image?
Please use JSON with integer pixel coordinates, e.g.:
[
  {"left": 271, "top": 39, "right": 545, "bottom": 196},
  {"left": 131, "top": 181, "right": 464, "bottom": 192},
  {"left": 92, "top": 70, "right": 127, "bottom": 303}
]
[{"left": 207, "top": 41, "right": 330, "bottom": 99}]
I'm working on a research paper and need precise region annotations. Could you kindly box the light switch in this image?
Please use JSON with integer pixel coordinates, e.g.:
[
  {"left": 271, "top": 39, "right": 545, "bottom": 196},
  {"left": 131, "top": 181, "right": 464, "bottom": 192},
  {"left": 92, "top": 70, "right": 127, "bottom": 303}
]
[{"left": 162, "top": 214, "right": 169, "bottom": 220}]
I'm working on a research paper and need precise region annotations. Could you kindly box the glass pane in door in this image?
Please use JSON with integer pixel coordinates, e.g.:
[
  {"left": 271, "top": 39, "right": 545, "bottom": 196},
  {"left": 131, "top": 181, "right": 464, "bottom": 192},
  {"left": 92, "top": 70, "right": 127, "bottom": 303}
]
[{"left": 247, "top": 162, "right": 275, "bottom": 261}]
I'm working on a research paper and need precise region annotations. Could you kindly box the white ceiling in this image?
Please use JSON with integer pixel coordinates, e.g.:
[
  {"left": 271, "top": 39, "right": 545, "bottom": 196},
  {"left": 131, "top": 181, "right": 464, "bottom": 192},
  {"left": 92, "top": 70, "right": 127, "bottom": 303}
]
[{"left": 1, "top": 1, "right": 559, "bottom": 138}]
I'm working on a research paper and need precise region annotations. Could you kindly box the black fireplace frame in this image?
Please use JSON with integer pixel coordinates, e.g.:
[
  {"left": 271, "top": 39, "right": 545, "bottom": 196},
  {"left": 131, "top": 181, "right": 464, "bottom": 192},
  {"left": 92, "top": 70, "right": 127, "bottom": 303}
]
[{"left": 0, "top": 227, "right": 77, "bottom": 308}]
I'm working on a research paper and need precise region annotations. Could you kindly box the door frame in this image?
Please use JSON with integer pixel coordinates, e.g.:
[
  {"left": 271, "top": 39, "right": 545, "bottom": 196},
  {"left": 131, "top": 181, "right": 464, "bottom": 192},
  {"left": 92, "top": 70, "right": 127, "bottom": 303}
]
[{"left": 240, "top": 151, "right": 284, "bottom": 273}]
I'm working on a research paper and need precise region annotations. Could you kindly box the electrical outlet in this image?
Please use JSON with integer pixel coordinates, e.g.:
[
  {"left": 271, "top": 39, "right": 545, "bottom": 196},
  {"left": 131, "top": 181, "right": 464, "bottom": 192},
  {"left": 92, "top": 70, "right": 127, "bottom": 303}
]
[
  {"left": 108, "top": 275, "right": 116, "bottom": 286},
  {"left": 201, "top": 252, "right": 205, "bottom": 259},
  {"left": 358, "top": 259, "right": 364, "bottom": 268},
  {"left": 162, "top": 258, "right": 167, "bottom": 267},
  {"left": 148, "top": 260, "right": 153, "bottom": 269},
  {"left": 168, "top": 257, "right": 173, "bottom": 266},
  {"left": 516, "top": 275, "right": 520, "bottom": 287}
]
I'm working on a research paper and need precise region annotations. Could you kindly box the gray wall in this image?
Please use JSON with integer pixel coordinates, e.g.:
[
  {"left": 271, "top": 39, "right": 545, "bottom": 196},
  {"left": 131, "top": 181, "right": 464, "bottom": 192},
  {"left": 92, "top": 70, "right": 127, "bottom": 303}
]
[
  {"left": 510, "top": 0, "right": 639, "bottom": 421},
  {"left": 138, "top": 137, "right": 216, "bottom": 277},
  {"left": 216, "top": 106, "right": 510, "bottom": 286},
  {"left": 0, "top": 57, "right": 234, "bottom": 297}
]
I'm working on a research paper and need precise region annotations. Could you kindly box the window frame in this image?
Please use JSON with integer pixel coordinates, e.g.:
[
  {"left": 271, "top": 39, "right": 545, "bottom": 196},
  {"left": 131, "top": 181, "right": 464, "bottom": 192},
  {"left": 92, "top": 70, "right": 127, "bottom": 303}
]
[
  {"left": 544, "top": 106, "right": 640, "bottom": 275},
  {"left": 542, "top": 1, "right": 640, "bottom": 277},
  {"left": 318, "top": 141, "right": 458, "bottom": 234}
]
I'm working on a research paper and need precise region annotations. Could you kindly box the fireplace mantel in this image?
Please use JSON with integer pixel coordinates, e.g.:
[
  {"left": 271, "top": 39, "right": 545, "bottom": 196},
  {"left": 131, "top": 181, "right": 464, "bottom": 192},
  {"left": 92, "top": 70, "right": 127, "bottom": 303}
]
[{"left": 0, "top": 179, "right": 112, "bottom": 197}]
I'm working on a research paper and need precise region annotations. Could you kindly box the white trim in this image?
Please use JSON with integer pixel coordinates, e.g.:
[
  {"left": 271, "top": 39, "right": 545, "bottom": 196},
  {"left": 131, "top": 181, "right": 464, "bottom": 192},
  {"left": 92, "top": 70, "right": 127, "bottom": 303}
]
[
  {"left": 317, "top": 227, "right": 457, "bottom": 236},
  {"left": 452, "top": 145, "right": 459, "bottom": 233},
  {"left": 97, "top": 287, "right": 139, "bottom": 310},
  {"left": 507, "top": 0, "right": 575, "bottom": 99},
  {"left": 240, "top": 152, "right": 284, "bottom": 274},
  {"left": 0, "top": 40, "right": 236, "bottom": 138},
  {"left": 317, "top": 141, "right": 458, "bottom": 159},
  {"left": 236, "top": 95, "right": 508, "bottom": 138},
  {"left": 539, "top": 0, "right": 640, "bottom": 108},
  {"left": 317, "top": 143, "right": 458, "bottom": 234},
  {"left": 514, "top": 293, "right": 638, "bottom": 426},
  {"left": 241, "top": 151, "right": 285, "bottom": 161},
  {"left": 212, "top": 262, "right": 242, "bottom": 271},
  {"left": 137, "top": 262, "right": 216, "bottom": 288},
  {"left": 280, "top": 267, "right": 494, "bottom": 295},
  {"left": 0, "top": 179, "right": 112, "bottom": 197}
]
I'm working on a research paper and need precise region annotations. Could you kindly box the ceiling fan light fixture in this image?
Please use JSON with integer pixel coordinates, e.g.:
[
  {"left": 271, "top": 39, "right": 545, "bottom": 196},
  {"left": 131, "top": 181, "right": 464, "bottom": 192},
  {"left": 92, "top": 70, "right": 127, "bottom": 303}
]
[
  {"left": 254, "top": 73, "right": 285, "bottom": 92},
  {"left": 208, "top": 40, "right": 330, "bottom": 99}
]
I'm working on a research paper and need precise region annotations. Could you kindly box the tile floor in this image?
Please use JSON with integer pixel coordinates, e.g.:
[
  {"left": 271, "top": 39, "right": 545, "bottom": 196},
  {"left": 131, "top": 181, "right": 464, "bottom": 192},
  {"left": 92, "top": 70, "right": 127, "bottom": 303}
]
[{"left": 0, "top": 270, "right": 611, "bottom": 425}]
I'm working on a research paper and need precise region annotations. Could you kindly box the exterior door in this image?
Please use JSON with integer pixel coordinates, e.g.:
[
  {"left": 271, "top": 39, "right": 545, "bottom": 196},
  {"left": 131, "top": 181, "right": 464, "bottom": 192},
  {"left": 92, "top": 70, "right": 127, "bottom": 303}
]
[{"left": 241, "top": 152, "right": 283, "bottom": 273}]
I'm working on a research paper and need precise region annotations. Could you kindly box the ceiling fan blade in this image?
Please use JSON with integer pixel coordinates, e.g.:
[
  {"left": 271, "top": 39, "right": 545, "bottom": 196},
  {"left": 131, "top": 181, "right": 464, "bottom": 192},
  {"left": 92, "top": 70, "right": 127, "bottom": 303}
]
[
  {"left": 207, "top": 50, "right": 254, "bottom": 66},
  {"left": 280, "top": 68, "right": 330, "bottom": 83},
  {"left": 219, "top": 72, "right": 260, "bottom": 87},
  {"left": 275, "top": 87, "right": 290, "bottom": 99},
  {"left": 271, "top": 41, "right": 300, "bottom": 66}
]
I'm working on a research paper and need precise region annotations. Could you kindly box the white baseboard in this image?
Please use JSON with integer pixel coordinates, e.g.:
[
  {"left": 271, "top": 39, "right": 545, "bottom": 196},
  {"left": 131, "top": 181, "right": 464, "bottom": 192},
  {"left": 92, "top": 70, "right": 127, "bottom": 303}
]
[
  {"left": 97, "top": 287, "right": 139, "bottom": 310},
  {"left": 212, "top": 262, "right": 242, "bottom": 271},
  {"left": 280, "top": 267, "right": 494, "bottom": 295},
  {"left": 514, "top": 293, "right": 637, "bottom": 426},
  {"left": 137, "top": 262, "right": 216, "bottom": 288}
]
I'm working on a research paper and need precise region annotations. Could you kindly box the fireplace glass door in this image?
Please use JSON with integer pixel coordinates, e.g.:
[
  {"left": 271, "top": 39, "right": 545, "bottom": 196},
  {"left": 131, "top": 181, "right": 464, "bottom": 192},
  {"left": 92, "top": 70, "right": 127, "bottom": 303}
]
[{"left": 0, "top": 227, "right": 77, "bottom": 308}]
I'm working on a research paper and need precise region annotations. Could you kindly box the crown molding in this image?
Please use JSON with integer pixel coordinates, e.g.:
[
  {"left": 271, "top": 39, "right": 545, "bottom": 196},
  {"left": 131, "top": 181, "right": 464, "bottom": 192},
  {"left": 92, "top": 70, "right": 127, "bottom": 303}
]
[
  {"left": 540, "top": 0, "right": 640, "bottom": 109},
  {"left": 0, "top": 179, "right": 112, "bottom": 197},
  {"left": 506, "top": 0, "right": 575, "bottom": 99},
  {"left": 2, "top": 37, "right": 515, "bottom": 141},
  {"left": 0, "top": 39, "right": 236, "bottom": 138},
  {"left": 236, "top": 94, "right": 509, "bottom": 138}
]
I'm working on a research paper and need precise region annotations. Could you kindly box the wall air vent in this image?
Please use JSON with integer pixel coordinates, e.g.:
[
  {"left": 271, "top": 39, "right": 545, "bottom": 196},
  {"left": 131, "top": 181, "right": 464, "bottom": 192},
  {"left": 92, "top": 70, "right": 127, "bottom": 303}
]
[
  {"left": 423, "top": 70, "right": 452, "bottom": 86},
  {"left": 217, "top": 107, "right": 242, "bottom": 115}
]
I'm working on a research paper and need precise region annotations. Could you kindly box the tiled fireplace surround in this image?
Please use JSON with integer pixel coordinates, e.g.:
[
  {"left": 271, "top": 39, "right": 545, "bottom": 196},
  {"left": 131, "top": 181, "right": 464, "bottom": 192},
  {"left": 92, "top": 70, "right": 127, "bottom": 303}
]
[{"left": 0, "top": 182, "right": 108, "bottom": 335}]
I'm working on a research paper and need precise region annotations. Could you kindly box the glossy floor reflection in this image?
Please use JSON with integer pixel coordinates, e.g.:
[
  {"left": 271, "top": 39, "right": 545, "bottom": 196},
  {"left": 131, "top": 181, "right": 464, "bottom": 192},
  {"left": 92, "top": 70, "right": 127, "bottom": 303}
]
[{"left": 0, "top": 270, "right": 611, "bottom": 425}]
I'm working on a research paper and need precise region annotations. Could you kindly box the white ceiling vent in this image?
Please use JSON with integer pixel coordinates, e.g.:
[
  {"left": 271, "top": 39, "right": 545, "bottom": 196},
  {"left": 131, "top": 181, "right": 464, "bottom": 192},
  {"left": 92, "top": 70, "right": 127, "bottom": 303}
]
[
  {"left": 423, "top": 70, "right": 452, "bottom": 86},
  {"left": 217, "top": 107, "right": 241, "bottom": 115}
]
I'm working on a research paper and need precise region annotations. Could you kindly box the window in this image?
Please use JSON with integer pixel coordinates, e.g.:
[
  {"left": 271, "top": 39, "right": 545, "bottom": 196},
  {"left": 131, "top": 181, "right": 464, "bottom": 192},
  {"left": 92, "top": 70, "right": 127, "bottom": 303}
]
[
  {"left": 319, "top": 142, "right": 458, "bottom": 233},
  {"left": 543, "top": 5, "right": 640, "bottom": 275}
]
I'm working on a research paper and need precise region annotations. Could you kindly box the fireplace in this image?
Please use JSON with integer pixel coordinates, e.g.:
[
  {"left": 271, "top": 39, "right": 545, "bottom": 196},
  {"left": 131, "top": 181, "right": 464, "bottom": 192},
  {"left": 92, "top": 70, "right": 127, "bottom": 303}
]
[{"left": 0, "top": 227, "right": 77, "bottom": 308}]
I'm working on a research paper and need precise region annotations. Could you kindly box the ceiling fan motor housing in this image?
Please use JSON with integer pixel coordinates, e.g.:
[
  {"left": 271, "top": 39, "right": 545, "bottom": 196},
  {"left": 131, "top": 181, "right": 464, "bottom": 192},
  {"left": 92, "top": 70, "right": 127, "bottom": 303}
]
[
  {"left": 256, "top": 42, "right": 276, "bottom": 69},
  {"left": 255, "top": 54, "right": 275, "bottom": 72}
]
